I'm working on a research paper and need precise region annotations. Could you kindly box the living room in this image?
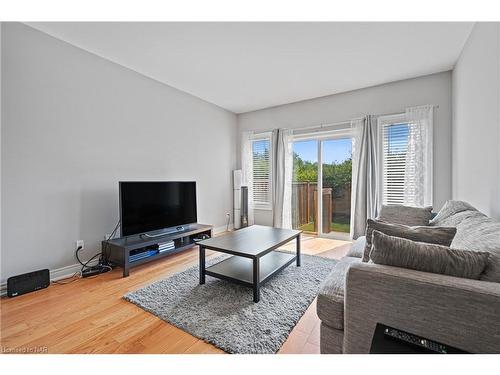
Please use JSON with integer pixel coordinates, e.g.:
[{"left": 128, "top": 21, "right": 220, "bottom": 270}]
[{"left": 1, "top": 1, "right": 500, "bottom": 372}]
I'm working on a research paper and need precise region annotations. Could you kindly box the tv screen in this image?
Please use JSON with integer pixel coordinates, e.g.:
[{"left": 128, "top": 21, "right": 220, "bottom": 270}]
[{"left": 119, "top": 181, "right": 197, "bottom": 237}]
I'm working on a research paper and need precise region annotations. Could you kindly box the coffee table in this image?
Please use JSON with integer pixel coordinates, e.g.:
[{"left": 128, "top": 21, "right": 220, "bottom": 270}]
[{"left": 197, "top": 225, "right": 302, "bottom": 302}]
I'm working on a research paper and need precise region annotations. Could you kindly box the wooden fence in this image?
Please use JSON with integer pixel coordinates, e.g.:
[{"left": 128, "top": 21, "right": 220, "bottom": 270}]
[
  {"left": 291, "top": 181, "right": 351, "bottom": 233},
  {"left": 291, "top": 182, "right": 331, "bottom": 232}
]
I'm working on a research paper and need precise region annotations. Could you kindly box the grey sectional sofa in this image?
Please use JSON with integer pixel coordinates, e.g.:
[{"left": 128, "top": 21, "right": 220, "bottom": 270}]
[{"left": 316, "top": 201, "right": 500, "bottom": 354}]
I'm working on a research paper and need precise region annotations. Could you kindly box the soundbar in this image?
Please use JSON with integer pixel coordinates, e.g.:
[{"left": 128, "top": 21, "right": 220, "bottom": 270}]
[{"left": 142, "top": 226, "right": 186, "bottom": 238}]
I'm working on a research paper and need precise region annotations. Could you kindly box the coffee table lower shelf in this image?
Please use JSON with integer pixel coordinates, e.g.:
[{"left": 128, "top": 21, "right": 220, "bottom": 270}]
[{"left": 204, "top": 251, "right": 296, "bottom": 302}]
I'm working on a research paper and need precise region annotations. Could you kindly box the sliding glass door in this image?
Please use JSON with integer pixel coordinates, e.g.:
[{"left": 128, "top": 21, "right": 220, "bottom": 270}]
[
  {"left": 291, "top": 133, "right": 352, "bottom": 239},
  {"left": 292, "top": 140, "right": 318, "bottom": 233},
  {"left": 321, "top": 138, "right": 352, "bottom": 237}
]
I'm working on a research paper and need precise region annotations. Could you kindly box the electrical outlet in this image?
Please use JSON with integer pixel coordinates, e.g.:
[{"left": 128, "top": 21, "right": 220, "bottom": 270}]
[{"left": 76, "top": 240, "right": 84, "bottom": 250}]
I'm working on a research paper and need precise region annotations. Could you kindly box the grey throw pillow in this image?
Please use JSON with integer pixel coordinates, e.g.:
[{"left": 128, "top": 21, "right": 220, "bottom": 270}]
[
  {"left": 346, "top": 236, "right": 366, "bottom": 258},
  {"left": 431, "top": 200, "right": 478, "bottom": 226},
  {"left": 431, "top": 200, "right": 500, "bottom": 282},
  {"left": 362, "top": 219, "right": 456, "bottom": 262},
  {"left": 370, "top": 230, "right": 490, "bottom": 280},
  {"left": 378, "top": 204, "right": 433, "bottom": 226}
]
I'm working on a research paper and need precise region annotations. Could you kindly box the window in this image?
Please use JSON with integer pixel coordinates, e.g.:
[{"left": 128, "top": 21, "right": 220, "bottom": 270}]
[
  {"left": 378, "top": 109, "right": 433, "bottom": 208},
  {"left": 378, "top": 115, "right": 410, "bottom": 206},
  {"left": 252, "top": 138, "right": 271, "bottom": 208}
]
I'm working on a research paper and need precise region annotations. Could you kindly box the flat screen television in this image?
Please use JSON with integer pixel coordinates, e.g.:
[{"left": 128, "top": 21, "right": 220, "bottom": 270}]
[{"left": 119, "top": 181, "right": 197, "bottom": 237}]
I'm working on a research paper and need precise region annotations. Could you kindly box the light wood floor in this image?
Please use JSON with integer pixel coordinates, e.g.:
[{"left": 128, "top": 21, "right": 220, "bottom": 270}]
[{"left": 0, "top": 235, "right": 350, "bottom": 354}]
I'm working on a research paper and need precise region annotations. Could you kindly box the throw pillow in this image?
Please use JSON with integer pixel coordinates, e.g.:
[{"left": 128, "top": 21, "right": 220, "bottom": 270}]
[
  {"left": 430, "top": 200, "right": 478, "bottom": 226},
  {"left": 370, "top": 230, "right": 490, "bottom": 280},
  {"left": 346, "top": 236, "right": 366, "bottom": 258},
  {"left": 378, "top": 204, "right": 433, "bottom": 226},
  {"left": 362, "top": 219, "right": 456, "bottom": 262}
]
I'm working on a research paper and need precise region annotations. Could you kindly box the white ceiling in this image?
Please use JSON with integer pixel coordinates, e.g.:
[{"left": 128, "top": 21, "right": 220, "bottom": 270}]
[{"left": 27, "top": 22, "right": 473, "bottom": 114}]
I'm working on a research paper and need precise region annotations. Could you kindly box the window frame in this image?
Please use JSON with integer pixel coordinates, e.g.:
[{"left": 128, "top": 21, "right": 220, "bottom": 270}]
[
  {"left": 377, "top": 113, "right": 409, "bottom": 209},
  {"left": 250, "top": 132, "right": 273, "bottom": 210}
]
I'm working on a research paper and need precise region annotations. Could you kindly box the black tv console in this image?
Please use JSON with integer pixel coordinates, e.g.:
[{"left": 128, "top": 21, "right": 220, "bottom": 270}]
[{"left": 102, "top": 223, "right": 213, "bottom": 277}]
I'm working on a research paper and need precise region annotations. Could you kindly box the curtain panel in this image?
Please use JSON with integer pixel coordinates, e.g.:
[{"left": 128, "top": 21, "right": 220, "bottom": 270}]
[
  {"left": 271, "top": 129, "right": 293, "bottom": 228},
  {"left": 350, "top": 115, "right": 379, "bottom": 239},
  {"left": 241, "top": 131, "right": 255, "bottom": 226},
  {"left": 404, "top": 105, "right": 434, "bottom": 207}
]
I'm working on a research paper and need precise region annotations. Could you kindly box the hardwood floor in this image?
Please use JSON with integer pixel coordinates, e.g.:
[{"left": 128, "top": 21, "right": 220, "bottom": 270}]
[{"left": 0, "top": 235, "right": 350, "bottom": 354}]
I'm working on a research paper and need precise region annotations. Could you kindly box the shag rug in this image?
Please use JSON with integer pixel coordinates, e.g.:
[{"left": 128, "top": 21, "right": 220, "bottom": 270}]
[{"left": 124, "top": 253, "right": 336, "bottom": 354}]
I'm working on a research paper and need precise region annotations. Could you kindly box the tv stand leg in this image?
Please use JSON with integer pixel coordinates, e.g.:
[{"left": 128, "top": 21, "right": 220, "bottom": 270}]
[{"left": 123, "top": 266, "right": 129, "bottom": 277}]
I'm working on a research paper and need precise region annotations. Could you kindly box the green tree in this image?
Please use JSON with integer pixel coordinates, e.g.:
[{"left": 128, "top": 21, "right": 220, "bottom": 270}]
[
  {"left": 293, "top": 152, "right": 352, "bottom": 197},
  {"left": 293, "top": 152, "right": 318, "bottom": 182},
  {"left": 323, "top": 158, "right": 352, "bottom": 197}
]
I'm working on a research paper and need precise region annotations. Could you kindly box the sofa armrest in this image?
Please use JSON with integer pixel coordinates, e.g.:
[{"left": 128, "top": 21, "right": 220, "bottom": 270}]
[{"left": 344, "top": 262, "right": 500, "bottom": 353}]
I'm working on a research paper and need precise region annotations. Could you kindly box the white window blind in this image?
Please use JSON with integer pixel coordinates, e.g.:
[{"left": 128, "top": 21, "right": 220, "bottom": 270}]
[
  {"left": 380, "top": 121, "right": 410, "bottom": 205},
  {"left": 379, "top": 106, "right": 434, "bottom": 207},
  {"left": 252, "top": 139, "right": 271, "bottom": 206}
]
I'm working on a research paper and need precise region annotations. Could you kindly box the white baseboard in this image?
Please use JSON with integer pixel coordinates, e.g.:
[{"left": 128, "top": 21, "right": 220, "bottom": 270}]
[
  {"left": 0, "top": 223, "right": 234, "bottom": 297},
  {"left": 213, "top": 223, "right": 234, "bottom": 234},
  {"left": 0, "top": 258, "right": 99, "bottom": 297}
]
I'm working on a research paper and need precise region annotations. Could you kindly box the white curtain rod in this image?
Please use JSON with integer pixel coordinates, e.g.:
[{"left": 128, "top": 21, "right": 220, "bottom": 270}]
[
  {"left": 251, "top": 118, "right": 356, "bottom": 136},
  {"left": 251, "top": 105, "right": 439, "bottom": 136},
  {"left": 293, "top": 119, "right": 358, "bottom": 132},
  {"left": 375, "top": 105, "right": 439, "bottom": 118}
]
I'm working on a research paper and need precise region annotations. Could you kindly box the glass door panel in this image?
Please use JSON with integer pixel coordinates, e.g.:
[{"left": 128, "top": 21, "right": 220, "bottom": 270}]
[
  {"left": 292, "top": 140, "right": 318, "bottom": 234},
  {"left": 321, "top": 138, "right": 352, "bottom": 236}
]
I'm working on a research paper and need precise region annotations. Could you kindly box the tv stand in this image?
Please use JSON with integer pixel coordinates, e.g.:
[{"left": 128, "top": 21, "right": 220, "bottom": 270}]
[{"left": 102, "top": 223, "right": 213, "bottom": 277}]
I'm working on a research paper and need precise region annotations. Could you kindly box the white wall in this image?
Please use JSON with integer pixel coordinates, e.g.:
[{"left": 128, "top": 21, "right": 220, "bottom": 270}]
[
  {"left": 1, "top": 23, "right": 237, "bottom": 282},
  {"left": 238, "top": 72, "right": 453, "bottom": 224},
  {"left": 0, "top": 23, "right": 3, "bottom": 278},
  {"left": 452, "top": 23, "right": 500, "bottom": 219}
]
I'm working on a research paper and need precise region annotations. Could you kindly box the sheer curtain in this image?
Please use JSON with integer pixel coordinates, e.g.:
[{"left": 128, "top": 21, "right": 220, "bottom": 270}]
[
  {"left": 271, "top": 128, "right": 293, "bottom": 228},
  {"left": 404, "top": 105, "right": 434, "bottom": 207},
  {"left": 241, "top": 131, "right": 255, "bottom": 225},
  {"left": 350, "top": 115, "right": 379, "bottom": 238}
]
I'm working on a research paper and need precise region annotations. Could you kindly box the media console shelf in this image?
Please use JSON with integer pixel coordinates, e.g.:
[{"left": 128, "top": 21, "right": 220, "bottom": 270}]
[{"left": 102, "top": 223, "right": 213, "bottom": 277}]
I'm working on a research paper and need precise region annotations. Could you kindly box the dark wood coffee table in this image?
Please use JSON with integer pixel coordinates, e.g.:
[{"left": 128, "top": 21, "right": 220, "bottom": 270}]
[{"left": 197, "top": 225, "right": 302, "bottom": 302}]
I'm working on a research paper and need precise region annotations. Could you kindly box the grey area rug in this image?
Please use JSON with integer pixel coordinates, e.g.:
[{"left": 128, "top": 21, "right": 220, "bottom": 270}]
[{"left": 124, "top": 253, "right": 336, "bottom": 354}]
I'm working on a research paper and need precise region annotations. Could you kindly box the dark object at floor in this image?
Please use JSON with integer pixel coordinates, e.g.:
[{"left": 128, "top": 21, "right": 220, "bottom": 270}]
[
  {"left": 7, "top": 269, "right": 50, "bottom": 297},
  {"left": 370, "top": 323, "right": 468, "bottom": 354}
]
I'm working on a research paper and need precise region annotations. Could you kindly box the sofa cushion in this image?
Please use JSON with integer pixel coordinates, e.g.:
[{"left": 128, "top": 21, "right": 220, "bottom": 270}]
[
  {"left": 431, "top": 200, "right": 479, "bottom": 226},
  {"left": 433, "top": 200, "right": 500, "bottom": 282},
  {"left": 370, "top": 231, "right": 490, "bottom": 280},
  {"left": 345, "top": 236, "right": 366, "bottom": 258},
  {"left": 317, "top": 256, "right": 361, "bottom": 330},
  {"left": 362, "top": 219, "right": 457, "bottom": 262},
  {"left": 378, "top": 204, "right": 433, "bottom": 226}
]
